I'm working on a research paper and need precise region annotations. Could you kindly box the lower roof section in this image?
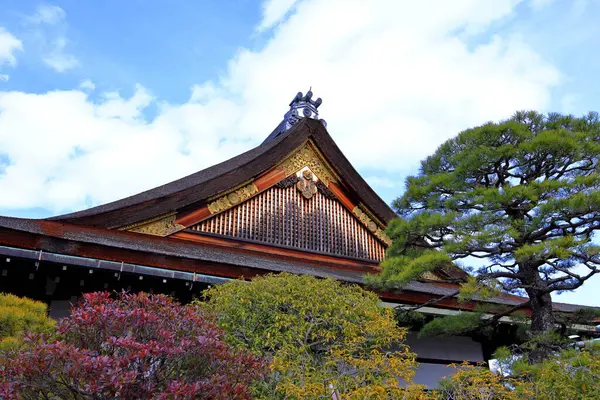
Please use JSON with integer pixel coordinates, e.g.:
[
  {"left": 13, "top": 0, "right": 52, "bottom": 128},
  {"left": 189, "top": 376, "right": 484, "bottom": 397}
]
[
  {"left": 0, "top": 215, "right": 594, "bottom": 315},
  {"left": 0, "top": 245, "right": 231, "bottom": 286},
  {"left": 0, "top": 216, "right": 379, "bottom": 282}
]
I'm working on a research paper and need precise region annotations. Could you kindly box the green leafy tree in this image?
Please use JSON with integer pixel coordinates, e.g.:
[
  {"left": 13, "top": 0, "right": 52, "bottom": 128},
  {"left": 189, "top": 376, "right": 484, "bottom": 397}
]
[
  {"left": 371, "top": 111, "right": 600, "bottom": 362},
  {"left": 438, "top": 342, "right": 600, "bottom": 400},
  {"left": 0, "top": 293, "right": 55, "bottom": 351},
  {"left": 200, "top": 273, "right": 424, "bottom": 399}
]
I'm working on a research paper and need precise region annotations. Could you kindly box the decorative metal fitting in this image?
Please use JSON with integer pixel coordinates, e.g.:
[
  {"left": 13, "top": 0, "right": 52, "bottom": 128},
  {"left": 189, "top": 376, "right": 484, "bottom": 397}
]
[
  {"left": 282, "top": 89, "right": 327, "bottom": 130},
  {"left": 296, "top": 169, "right": 318, "bottom": 199}
]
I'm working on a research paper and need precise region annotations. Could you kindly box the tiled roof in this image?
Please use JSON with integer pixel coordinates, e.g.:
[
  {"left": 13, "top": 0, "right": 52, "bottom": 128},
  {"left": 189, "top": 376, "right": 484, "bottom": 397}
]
[{"left": 48, "top": 118, "right": 396, "bottom": 229}]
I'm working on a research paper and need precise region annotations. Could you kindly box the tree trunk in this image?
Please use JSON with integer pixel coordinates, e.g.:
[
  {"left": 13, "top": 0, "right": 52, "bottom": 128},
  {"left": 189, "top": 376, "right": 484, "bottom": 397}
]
[{"left": 526, "top": 288, "right": 555, "bottom": 364}]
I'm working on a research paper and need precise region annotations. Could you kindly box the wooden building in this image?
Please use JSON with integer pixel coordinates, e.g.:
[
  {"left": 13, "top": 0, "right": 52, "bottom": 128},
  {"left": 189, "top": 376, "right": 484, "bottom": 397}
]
[{"left": 0, "top": 91, "right": 595, "bottom": 386}]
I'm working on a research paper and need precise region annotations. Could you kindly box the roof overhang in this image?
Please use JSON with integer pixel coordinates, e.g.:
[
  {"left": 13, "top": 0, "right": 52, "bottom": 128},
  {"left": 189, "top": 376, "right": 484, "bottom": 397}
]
[{"left": 0, "top": 216, "right": 595, "bottom": 316}]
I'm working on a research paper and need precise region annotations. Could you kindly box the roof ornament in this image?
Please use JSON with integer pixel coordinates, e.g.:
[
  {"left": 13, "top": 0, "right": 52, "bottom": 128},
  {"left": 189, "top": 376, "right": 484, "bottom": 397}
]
[
  {"left": 283, "top": 89, "right": 327, "bottom": 130},
  {"left": 262, "top": 89, "right": 327, "bottom": 143}
]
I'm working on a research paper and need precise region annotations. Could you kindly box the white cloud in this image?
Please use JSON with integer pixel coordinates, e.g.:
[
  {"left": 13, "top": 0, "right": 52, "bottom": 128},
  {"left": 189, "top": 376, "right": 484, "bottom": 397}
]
[
  {"left": 22, "top": 5, "right": 78, "bottom": 72},
  {"left": 213, "top": 0, "right": 559, "bottom": 172},
  {"left": 96, "top": 84, "right": 153, "bottom": 121},
  {"left": 0, "top": 27, "right": 23, "bottom": 67},
  {"left": 0, "top": 0, "right": 561, "bottom": 214},
  {"left": 79, "top": 79, "right": 95, "bottom": 91},
  {"left": 257, "top": 0, "right": 301, "bottom": 32},
  {"left": 42, "top": 37, "right": 79, "bottom": 72},
  {"left": 0, "top": 86, "right": 251, "bottom": 213},
  {"left": 27, "top": 4, "right": 66, "bottom": 25}
]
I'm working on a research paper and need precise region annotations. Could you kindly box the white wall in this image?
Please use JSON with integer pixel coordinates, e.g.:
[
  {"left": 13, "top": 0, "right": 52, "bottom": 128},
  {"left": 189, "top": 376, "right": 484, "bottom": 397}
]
[{"left": 405, "top": 332, "right": 484, "bottom": 388}]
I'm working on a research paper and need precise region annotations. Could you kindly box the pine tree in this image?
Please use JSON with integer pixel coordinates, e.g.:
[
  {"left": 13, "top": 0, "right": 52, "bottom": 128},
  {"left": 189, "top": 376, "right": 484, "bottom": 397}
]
[{"left": 372, "top": 111, "right": 600, "bottom": 362}]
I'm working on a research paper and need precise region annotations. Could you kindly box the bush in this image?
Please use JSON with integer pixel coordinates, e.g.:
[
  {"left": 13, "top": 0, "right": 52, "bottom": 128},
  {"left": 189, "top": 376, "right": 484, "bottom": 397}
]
[
  {"left": 437, "top": 363, "right": 516, "bottom": 400},
  {"left": 0, "top": 291, "right": 267, "bottom": 399},
  {"left": 201, "top": 273, "right": 424, "bottom": 399},
  {"left": 437, "top": 343, "right": 600, "bottom": 400},
  {"left": 0, "top": 293, "right": 55, "bottom": 351},
  {"left": 513, "top": 342, "right": 600, "bottom": 400}
]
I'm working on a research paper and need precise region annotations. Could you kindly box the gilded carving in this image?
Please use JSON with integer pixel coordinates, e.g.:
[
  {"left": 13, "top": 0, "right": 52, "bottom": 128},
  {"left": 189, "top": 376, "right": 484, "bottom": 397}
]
[
  {"left": 367, "top": 220, "right": 377, "bottom": 233},
  {"left": 352, "top": 206, "right": 392, "bottom": 246},
  {"left": 296, "top": 170, "right": 318, "bottom": 199},
  {"left": 207, "top": 182, "right": 259, "bottom": 214},
  {"left": 127, "top": 214, "right": 185, "bottom": 237},
  {"left": 278, "top": 142, "right": 336, "bottom": 184},
  {"left": 375, "top": 228, "right": 393, "bottom": 246}
]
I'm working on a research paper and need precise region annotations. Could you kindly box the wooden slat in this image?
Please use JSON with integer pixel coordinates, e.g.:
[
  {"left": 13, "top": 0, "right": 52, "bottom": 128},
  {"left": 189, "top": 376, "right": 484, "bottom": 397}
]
[{"left": 191, "top": 185, "right": 386, "bottom": 262}]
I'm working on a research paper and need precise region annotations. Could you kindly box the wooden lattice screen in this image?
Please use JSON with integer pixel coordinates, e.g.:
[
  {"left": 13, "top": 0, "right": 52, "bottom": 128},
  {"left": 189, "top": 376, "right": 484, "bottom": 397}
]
[{"left": 191, "top": 185, "right": 386, "bottom": 262}]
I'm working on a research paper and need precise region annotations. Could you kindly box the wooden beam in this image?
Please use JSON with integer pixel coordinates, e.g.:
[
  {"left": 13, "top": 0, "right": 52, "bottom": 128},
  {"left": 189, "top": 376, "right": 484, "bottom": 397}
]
[
  {"left": 0, "top": 228, "right": 264, "bottom": 280},
  {"left": 172, "top": 230, "right": 381, "bottom": 273}
]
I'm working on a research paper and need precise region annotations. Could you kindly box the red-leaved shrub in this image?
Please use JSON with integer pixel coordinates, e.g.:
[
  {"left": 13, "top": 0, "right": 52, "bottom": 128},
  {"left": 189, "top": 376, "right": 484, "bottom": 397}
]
[{"left": 0, "top": 291, "right": 267, "bottom": 399}]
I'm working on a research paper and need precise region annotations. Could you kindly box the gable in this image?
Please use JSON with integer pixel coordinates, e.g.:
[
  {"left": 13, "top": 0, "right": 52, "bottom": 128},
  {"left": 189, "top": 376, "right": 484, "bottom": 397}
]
[
  {"left": 116, "top": 137, "right": 394, "bottom": 264},
  {"left": 190, "top": 174, "right": 388, "bottom": 262}
]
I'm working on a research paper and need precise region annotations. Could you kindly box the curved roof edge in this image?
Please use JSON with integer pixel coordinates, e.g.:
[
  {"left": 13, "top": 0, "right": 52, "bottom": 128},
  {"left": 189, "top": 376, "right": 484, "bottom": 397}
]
[{"left": 49, "top": 119, "right": 397, "bottom": 229}]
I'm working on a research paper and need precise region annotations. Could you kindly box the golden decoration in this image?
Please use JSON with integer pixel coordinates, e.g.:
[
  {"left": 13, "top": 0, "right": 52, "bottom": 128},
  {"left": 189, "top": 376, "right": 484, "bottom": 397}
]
[
  {"left": 296, "top": 171, "right": 318, "bottom": 199},
  {"left": 207, "top": 182, "right": 258, "bottom": 214},
  {"left": 367, "top": 221, "right": 377, "bottom": 233},
  {"left": 126, "top": 213, "right": 185, "bottom": 237},
  {"left": 375, "top": 228, "right": 393, "bottom": 246},
  {"left": 228, "top": 192, "right": 241, "bottom": 205},
  {"left": 352, "top": 206, "right": 392, "bottom": 246},
  {"left": 278, "top": 142, "right": 336, "bottom": 184}
]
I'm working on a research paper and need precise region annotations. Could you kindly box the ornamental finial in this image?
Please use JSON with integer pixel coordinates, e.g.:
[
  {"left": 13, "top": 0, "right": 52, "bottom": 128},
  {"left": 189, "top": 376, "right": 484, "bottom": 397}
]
[
  {"left": 283, "top": 89, "right": 327, "bottom": 130},
  {"left": 262, "top": 89, "right": 327, "bottom": 143}
]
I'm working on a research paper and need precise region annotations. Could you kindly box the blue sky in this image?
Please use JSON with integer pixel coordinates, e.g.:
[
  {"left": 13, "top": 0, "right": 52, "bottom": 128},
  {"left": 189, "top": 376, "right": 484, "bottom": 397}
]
[
  {"left": 0, "top": 0, "right": 599, "bottom": 306},
  {"left": 0, "top": 1, "right": 262, "bottom": 101}
]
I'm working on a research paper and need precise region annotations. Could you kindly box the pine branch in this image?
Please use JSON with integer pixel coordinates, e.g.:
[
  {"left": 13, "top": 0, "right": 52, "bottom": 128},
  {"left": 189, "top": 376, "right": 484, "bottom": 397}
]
[{"left": 394, "top": 290, "right": 460, "bottom": 313}]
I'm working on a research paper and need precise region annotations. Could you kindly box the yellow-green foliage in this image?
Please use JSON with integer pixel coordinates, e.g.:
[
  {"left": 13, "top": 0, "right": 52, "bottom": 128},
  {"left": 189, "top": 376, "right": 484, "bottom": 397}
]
[
  {"left": 437, "top": 343, "right": 600, "bottom": 400},
  {"left": 0, "top": 293, "right": 55, "bottom": 351},
  {"left": 513, "top": 343, "right": 600, "bottom": 400},
  {"left": 200, "top": 273, "right": 423, "bottom": 399},
  {"left": 437, "top": 363, "right": 517, "bottom": 400}
]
